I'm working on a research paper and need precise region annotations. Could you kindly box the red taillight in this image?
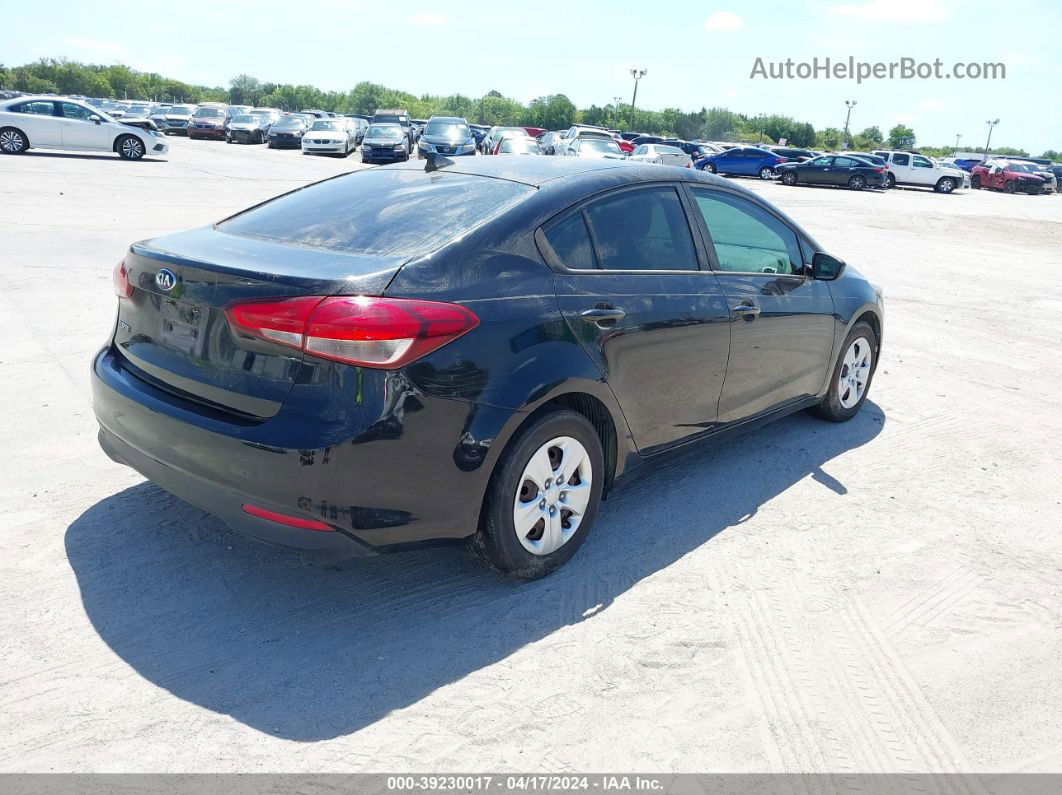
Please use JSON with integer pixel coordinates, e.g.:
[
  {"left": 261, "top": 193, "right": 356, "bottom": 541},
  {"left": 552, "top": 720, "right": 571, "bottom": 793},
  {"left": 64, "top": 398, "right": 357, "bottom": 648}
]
[
  {"left": 225, "top": 295, "right": 479, "bottom": 369},
  {"left": 875, "top": 167, "right": 885, "bottom": 174},
  {"left": 774, "top": 157, "right": 786, "bottom": 164},
  {"left": 113, "top": 259, "right": 133, "bottom": 298},
  {"left": 241, "top": 503, "right": 334, "bottom": 532}
]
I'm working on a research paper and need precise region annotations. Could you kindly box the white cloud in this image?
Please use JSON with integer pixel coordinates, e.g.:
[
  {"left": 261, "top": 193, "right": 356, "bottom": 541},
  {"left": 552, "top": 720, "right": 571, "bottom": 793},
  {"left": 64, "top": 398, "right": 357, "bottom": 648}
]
[
  {"left": 411, "top": 12, "right": 446, "bottom": 26},
  {"left": 61, "top": 37, "right": 128, "bottom": 61},
  {"left": 830, "top": 0, "right": 947, "bottom": 23},
  {"left": 704, "top": 11, "right": 743, "bottom": 31},
  {"left": 919, "top": 99, "right": 944, "bottom": 111}
]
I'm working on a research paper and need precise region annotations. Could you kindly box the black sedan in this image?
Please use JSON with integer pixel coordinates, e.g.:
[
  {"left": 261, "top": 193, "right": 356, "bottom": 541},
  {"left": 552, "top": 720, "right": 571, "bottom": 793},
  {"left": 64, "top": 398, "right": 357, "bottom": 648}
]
[
  {"left": 778, "top": 155, "right": 887, "bottom": 190},
  {"left": 92, "top": 158, "right": 884, "bottom": 579}
]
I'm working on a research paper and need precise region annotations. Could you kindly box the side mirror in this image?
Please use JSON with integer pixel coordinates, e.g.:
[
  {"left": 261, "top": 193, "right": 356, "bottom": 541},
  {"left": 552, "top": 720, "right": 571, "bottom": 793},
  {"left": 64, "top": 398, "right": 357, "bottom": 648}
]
[
  {"left": 89, "top": 115, "right": 102, "bottom": 124},
  {"left": 811, "top": 252, "right": 846, "bottom": 280}
]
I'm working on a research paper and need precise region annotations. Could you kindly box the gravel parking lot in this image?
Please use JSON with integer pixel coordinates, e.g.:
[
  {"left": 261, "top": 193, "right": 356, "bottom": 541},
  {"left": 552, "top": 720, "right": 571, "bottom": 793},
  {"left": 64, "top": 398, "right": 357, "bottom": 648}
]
[{"left": 2, "top": 138, "right": 1060, "bottom": 774}]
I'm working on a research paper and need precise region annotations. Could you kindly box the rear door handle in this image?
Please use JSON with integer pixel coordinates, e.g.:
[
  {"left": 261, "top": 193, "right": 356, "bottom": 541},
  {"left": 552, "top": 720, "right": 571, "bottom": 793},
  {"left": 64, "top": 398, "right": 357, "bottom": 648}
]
[
  {"left": 580, "top": 307, "right": 626, "bottom": 326},
  {"left": 732, "top": 303, "right": 761, "bottom": 319}
]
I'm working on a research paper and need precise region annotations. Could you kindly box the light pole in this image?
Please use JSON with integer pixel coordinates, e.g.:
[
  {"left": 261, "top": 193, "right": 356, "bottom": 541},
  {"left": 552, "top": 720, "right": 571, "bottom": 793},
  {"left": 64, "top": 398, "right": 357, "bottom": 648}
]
[
  {"left": 983, "top": 119, "right": 999, "bottom": 161},
  {"left": 628, "top": 68, "right": 646, "bottom": 132},
  {"left": 842, "top": 99, "right": 857, "bottom": 149},
  {"left": 613, "top": 96, "right": 623, "bottom": 129},
  {"left": 954, "top": 133, "right": 962, "bottom": 151}
]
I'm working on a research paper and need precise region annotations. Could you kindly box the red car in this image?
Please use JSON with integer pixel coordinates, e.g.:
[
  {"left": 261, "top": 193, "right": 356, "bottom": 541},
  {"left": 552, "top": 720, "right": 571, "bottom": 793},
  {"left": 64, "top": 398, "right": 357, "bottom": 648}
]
[
  {"left": 972, "top": 159, "right": 1053, "bottom": 194},
  {"left": 522, "top": 127, "right": 546, "bottom": 138}
]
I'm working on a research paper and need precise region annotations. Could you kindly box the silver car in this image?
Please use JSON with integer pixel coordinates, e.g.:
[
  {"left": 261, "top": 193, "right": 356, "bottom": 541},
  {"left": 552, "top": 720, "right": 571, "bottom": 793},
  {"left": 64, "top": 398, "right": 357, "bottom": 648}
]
[{"left": 627, "top": 143, "right": 692, "bottom": 168}]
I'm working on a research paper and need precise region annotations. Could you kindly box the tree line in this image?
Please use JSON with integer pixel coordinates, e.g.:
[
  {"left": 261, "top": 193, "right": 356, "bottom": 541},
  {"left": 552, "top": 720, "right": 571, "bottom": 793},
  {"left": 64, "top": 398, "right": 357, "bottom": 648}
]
[{"left": 1, "top": 58, "right": 1052, "bottom": 159}]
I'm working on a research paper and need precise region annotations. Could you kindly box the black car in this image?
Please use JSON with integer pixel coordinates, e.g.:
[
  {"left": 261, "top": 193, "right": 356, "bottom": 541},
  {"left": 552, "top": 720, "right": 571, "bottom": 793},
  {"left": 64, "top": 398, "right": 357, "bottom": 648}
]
[
  {"left": 631, "top": 135, "right": 664, "bottom": 146},
  {"left": 661, "top": 139, "right": 715, "bottom": 159},
  {"left": 770, "top": 147, "right": 817, "bottom": 162},
  {"left": 778, "top": 154, "right": 887, "bottom": 190},
  {"left": 266, "top": 116, "right": 309, "bottom": 148},
  {"left": 93, "top": 157, "right": 883, "bottom": 578}
]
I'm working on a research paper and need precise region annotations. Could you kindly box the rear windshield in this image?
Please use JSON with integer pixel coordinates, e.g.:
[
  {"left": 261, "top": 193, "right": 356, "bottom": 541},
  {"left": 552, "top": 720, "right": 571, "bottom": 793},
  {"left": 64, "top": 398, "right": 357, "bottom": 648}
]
[{"left": 218, "top": 169, "right": 535, "bottom": 257}]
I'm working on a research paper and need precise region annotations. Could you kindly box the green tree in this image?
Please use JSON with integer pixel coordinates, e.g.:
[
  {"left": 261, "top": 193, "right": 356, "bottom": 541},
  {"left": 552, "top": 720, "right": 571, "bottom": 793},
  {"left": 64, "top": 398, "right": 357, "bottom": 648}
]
[
  {"left": 816, "top": 127, "right": 842, "bottom": 150},
  {"left": 229, "top": 74, "right": 262, "bottom": 106},
  {"left": 888, "top": 124, "right": 916, "bottom": 149},
  {"left": 857, "top": 126, "right": 883, "bottom": 145},
  {"left": 528, "top": 94, "right": 576, "bottom": 130}
]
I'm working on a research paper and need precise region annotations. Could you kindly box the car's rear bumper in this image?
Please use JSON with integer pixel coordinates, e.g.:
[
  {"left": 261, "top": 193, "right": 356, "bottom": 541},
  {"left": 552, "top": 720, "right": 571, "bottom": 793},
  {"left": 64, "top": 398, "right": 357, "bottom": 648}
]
[{"left": 91, "top": 346, "right": 507, "bottom": 557}]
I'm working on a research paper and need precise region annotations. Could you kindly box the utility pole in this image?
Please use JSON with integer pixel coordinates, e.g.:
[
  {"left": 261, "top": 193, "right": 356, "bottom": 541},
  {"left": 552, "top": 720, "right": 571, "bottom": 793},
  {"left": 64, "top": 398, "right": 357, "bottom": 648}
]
[
  {"left": 954, "top": 133, "right": 961, "bottom": 151},
  {"left": 842, "top": 99, "right": 857, "bottom": 150},
  {"left": 983, "top": 119, "right": 999, "bottom": 161},
  {"left": 628, "top": 69, "right": 646, "bottom": 132},
  {"left": 613, "top": 96, "right": 623, "bottom": 129}
]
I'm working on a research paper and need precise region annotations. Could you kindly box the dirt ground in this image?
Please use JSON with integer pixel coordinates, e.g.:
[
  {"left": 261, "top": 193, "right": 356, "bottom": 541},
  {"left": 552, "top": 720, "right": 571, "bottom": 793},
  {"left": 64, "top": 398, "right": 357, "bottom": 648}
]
[{"left": 1, "top": 138, "right": 1060, "bottom": 774}]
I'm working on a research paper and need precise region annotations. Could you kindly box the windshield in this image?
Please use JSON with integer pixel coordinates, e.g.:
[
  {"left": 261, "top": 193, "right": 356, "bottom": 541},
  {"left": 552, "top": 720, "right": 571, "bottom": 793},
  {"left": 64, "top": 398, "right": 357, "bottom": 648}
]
[
  {"left": 311, "top": 120, "right": 344, "bottom": 131},
  {"left": 1007, "top": 162, "right": 1038, "bottom": 173},
  {"left": 274, "top": 117, "right": 306, "bottom": 129},
  {"left": 424, "top": 121, "right": 470, "bottom": 138},
  {"left": 168, "top": 107, "right": 192, "bottom": 116},
  {"left": 500, "top": 138, "right": 541, "bottom": 154},
  {"left": 219, "top": 169, "right": 535, "bottom": 257},
  {"left": 233, "top": 115, "right": 256, "bottom": 123},
  {"left": 579, "top": 139, "right": 621, "bottom": 154},
  {"left": 658, "top": 145, "right": 685, "bottom": 155},
  {"left": 367, "top": 124, "right": 403, "bottom": 139},
  {"left": 194, "top": 108, "right": 223, "bottom": 118}
]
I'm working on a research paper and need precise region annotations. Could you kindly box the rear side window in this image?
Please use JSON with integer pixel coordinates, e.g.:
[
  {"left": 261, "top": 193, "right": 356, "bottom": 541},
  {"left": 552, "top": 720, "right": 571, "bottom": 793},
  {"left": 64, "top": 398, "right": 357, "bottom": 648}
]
[
  {"left": 544, "top": 212, "right": 596, "bottom": 270},
  {"left": 892, "top": 154, "right": 910, "bottom": 165},
  {"left": 12, "top": 101, "right": 54, "bottom": 115},
  {"left": 583, "top": 187, "right": 698, "bottom": 271},
  {"left": 690, "top": 188, "right": 802, "bottom": 275},
  {"left": 218, "top": 169, "right": 534, "bottom": 257}
]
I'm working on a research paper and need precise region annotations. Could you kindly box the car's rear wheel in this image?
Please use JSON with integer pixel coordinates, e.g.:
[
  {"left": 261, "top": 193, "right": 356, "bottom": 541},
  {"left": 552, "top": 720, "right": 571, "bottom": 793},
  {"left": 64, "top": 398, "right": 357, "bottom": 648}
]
[
  {"left": 810, "top": 321, "right": 877, "bottom": 422},
  {"left": 0, "top": 127, "right": 29, "bottom": 154},
  {"left": 781, "top": 170, "right": 798, "bottom": 186},
  {"left": 704, "top": 162, "right": 717, "bottom": 173},
  {"left": 848, "top": 174, "right": 867, "bottom": 190},
  {"left": 971, "top": 174, "right": 981, "bottom": 189},
  {"left": 1004, "top": 180, "right": 1016, "bottom": 194},
  {"left": 473, "top": 410, "right": 605, "bottom": 579},
  {"left": 935, "top": 177, "right": 956, "bottom": 193},
  {"left": 884, "top": 172, "right": 896, "bottom": 189},
  {"left": 758, "top": 166, "right": 774, "bottom": 180},
  {"left": 115, "top": 134, "right": 145, "bottom": 160}
]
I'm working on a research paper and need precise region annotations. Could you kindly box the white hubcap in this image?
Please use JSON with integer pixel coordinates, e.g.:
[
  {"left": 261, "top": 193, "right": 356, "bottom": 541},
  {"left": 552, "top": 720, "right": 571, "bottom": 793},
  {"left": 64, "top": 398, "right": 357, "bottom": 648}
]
[
  {"left": 838, "top": 337, "right": 872, "bottom": 409},
  {"left": 513, "top": 436, "right": 593, "bottom": 556}
]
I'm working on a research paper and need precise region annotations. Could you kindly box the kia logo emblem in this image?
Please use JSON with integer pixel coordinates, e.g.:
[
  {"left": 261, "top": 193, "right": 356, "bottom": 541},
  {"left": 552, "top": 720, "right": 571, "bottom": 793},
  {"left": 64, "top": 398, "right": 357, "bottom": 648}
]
[{"left": 155, "top": 268, "right": 177, "bottom": 292}]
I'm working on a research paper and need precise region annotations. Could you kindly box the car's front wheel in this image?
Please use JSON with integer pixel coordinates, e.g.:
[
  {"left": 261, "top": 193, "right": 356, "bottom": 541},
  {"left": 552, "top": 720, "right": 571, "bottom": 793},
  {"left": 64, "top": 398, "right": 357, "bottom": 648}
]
[
  {"left": 0, "top": 127, "right": 29, "bottom": 154},
  {"left": 1004, "top": 180, "right": 1016, "bottom": 194},
  {"left": 810, "top": 321, "right": 878, "bottom": 422},
  {"left": 115, "top": 134, "right": 145, "bottom": 160},
  {"left": 781, "top": 170, "right": 797, "bottom": 186},
  {"left": 704, "top": 162, "right": 717, "bottom": 174},
  {"left": 935, "top": 177, "right": 956, "bottom": 193},
  {"left": 474, "top": 410, "right": 605, "bottom": 579}
]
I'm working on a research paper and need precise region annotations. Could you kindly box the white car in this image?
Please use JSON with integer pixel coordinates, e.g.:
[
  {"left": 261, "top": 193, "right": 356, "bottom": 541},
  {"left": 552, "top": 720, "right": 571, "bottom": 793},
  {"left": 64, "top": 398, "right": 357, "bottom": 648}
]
[
  {"left": 627, "top": 143, "right": 692, "bottom": 168},
  {"left": 871, "top": 150, "right": 968, "bottom": 192},
  {"left": 561, "top": 136, "right": 625, "bottom": 159},
  {"left": 301, "top": 118, "right": 356, "bottom": 156},
  {"left": 0, "top": 96, "right": 169, "bottom": 160}
]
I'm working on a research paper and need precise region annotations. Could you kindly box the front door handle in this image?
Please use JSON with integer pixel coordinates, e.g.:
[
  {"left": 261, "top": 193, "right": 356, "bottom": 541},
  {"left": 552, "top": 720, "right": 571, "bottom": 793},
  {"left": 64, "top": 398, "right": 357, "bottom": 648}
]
[
  {"left": 580, "top": 307, "right": 626, "bottom": 326},
  {"left": 732, "top": 303, "right": 761, "bottom": 319}
]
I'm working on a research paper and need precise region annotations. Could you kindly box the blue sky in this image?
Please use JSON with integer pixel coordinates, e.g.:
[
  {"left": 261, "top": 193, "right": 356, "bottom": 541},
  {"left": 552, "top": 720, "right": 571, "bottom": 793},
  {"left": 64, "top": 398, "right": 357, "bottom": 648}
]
[{"left": 3, "top": 0, "right": 1059, "bottom": 154}]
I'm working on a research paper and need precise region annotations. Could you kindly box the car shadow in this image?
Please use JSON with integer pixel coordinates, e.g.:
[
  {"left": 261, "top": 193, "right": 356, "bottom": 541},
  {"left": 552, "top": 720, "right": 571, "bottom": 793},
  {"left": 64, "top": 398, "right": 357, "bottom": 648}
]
[
  {"left": 22, "top": 151, "right": 165, "bottom": 162},
  {"left": 66, "top": 402, "right": 884, "bottom": 741}
]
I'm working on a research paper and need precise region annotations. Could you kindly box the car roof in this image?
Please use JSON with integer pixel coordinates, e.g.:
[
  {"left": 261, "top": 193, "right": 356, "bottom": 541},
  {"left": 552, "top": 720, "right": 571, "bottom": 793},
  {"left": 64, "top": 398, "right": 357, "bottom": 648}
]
[
  {"left": 428, "top": 116, "right": 466, "bottom": 123},
  {"left": 388, "top": 153, "right": 735, "bottom": 187}
]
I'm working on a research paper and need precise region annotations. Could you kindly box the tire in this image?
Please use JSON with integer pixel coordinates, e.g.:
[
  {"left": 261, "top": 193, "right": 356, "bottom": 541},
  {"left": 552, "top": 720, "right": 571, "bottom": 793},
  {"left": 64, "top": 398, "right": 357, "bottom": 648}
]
[
  {"left": 115, "top": 134, "right": 145, "bottom": 161},
  {"left": 848, "top": 174, "right": 867, "bottom": 190},
  {"left": 1004, "top": 180, "right": 1016, "bottom": 194},
  {"left": 884, "top": 172, "right": 896, "bottom": 189},
  {"left": 935, "top": 177, "right": 956, "bottom": 193},
  {"left": 0, "top": 127, "right": 29, "bottom": 154},
  {"left": 971, "top": 174, "right": 981, "bottom": 189},
  {"left": 473, "top": 409, "right": 605, "bottom": 579},
  {"left": 781, "top": 170, "right": 797, "bottom": 186},
  {"left": 704, "top": 162, "right": 717, "bottom": 174},
  {"left": 758, "top": 166, "right": 774, "bottom": 180},
  {"left": 810, "top": 321, "right": 878, "bottom": 423}
]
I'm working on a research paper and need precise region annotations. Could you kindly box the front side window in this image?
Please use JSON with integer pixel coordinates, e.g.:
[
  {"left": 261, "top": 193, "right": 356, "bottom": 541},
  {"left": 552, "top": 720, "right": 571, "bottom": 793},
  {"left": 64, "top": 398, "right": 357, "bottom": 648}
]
[
  {"left": 582, "top": 187, "right": 698, "bottom": 271},
  {"left": 690, "top": 188, "right": 802, "bottom": 276},
  {"left": 913, "top": 156, "right": 932, "bottom": 168},
  {"left": 60, "top": 102, "right": 94, "bottom": 120}
]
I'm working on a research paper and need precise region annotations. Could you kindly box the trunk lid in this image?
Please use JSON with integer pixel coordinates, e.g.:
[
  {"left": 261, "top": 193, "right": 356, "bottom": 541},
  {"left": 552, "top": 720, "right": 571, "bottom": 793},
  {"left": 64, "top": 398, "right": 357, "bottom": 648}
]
[{"left": 113, "top": 226, "right": 404, "bottom": 418}]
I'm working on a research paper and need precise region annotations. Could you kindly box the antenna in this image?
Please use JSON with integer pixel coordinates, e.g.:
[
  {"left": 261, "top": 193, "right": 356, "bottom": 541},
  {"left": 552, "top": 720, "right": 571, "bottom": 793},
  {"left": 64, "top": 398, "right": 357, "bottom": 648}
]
[{"left": 424, "top": 151, "right": 455, "bottom": 172}]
